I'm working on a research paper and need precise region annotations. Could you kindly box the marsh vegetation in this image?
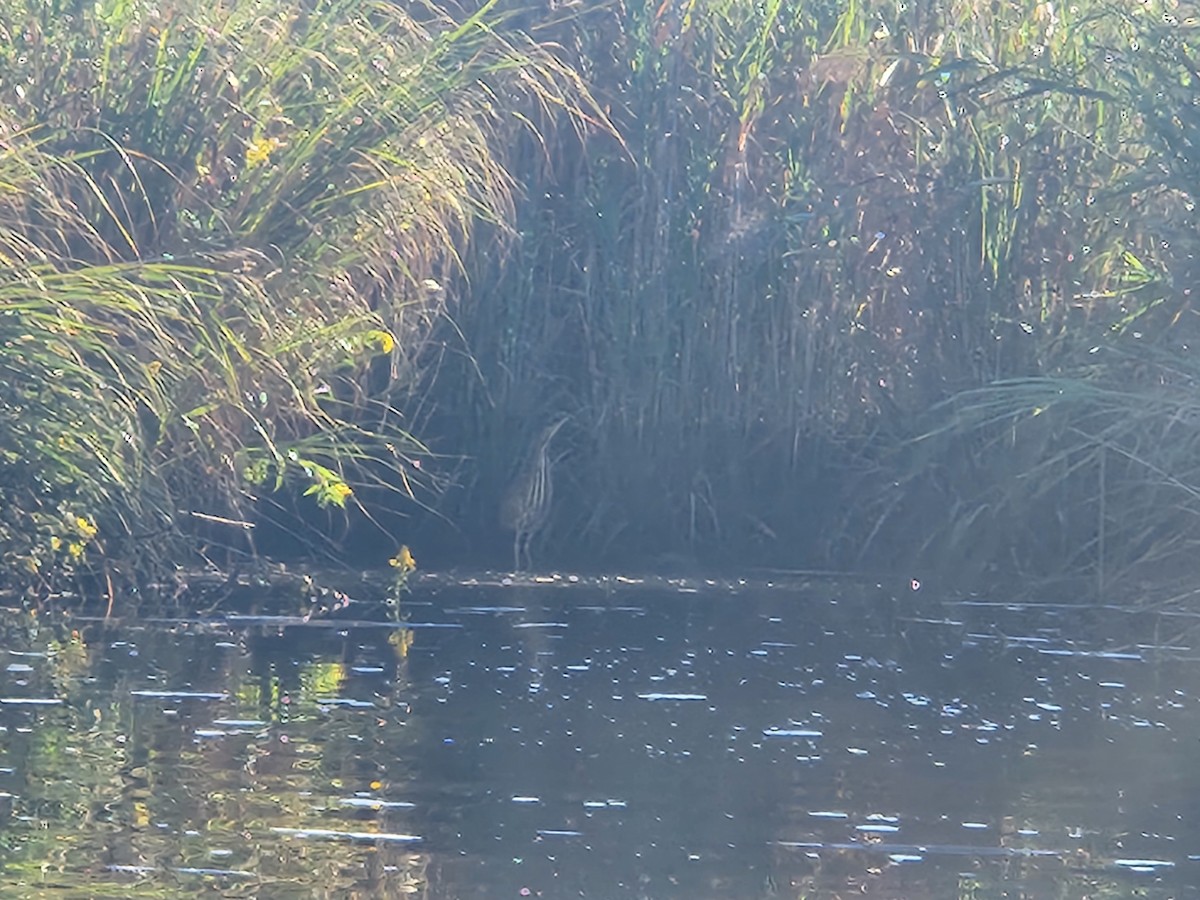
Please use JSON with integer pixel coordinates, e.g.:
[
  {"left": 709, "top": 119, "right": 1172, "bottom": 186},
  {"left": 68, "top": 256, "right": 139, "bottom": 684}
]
[{"left": 2, "top": 0, "right": 1199, "bottom": 604}]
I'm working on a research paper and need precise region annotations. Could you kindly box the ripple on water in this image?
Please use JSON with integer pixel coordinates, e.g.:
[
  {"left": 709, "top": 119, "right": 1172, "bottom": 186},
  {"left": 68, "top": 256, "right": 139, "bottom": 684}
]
[{"left": 271, "top": 827, "right": 421, "bottom": 843}]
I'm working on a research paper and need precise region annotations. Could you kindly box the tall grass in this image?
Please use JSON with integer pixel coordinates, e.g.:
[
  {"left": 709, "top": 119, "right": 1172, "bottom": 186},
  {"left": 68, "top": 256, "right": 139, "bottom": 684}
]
[
  {"left": 439, "top": 0, "right": 1199, "bottom": 588},
  {"left": 878, "top": 5, "right": 1200, "bottom": 595},
  {"left": 5, "top": 0, "right": 1195, "bottom": 595},
  {"left": 0, "top": 0, "right": 592, "bottom": 593}
]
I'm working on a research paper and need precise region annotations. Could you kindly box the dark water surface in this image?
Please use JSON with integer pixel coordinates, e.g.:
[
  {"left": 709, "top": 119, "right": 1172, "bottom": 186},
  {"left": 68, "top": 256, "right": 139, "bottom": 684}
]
[{"left": 1, "top": 572, "right": 1199, "bottom": 898}]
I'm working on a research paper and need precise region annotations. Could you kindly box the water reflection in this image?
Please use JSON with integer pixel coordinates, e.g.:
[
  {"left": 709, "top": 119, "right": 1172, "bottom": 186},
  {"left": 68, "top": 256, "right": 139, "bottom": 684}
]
[{"left": 0, "top": 575, "right": 1197, "bottom": 897}]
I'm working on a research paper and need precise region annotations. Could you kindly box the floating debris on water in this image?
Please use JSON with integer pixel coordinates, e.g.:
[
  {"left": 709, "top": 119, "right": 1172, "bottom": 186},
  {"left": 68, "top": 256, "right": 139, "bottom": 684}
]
[
  {"left": 1038, "top": 649, "right": 1143, "bottom": 660},
  {"left": 0, "top": 698, "right": 62, "bottom": 705},
  {"left": 638, "top": 693, "right": 708, "bottom": 701},
  {"left": 763, "top": 728, "right": 823, "bottom": 738},
  {"left": 315, "top": 697, "right": 376, "bottom": 708}
]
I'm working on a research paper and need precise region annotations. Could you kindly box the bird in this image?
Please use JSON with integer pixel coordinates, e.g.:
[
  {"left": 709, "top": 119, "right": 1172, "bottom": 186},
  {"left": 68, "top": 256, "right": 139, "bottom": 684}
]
[{"left": 499, "top": 416, "right": 567, "bottom": 572}]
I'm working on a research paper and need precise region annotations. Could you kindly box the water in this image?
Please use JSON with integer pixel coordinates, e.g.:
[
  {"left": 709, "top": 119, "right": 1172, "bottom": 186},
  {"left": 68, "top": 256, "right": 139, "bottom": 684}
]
[{"left": 0, "top": 572, "right": 1198, "bottom": 897}]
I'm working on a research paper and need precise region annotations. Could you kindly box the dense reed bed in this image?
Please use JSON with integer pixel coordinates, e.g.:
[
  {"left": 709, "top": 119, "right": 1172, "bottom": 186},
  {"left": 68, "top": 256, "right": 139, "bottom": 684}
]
[
  {"left": 2, "top": 0, "right": 1197, "bottom": 602},
  {"left": 438, "top": 0, "right": 1200, "bottom": 597}
]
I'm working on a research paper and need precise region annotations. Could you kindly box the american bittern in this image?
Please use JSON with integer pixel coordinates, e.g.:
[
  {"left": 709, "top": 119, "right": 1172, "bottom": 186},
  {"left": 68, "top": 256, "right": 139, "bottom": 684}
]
[{"left": 499, "top": 417, "right": 567, "bottom": 572}]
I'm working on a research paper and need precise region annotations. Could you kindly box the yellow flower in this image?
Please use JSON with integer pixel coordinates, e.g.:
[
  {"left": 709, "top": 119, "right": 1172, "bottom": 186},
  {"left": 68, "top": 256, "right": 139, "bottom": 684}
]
[
  {"left": 245, "top": 136, "right": 283, "bottom": 168},
  {"left": 366, "top": 329, "right": 396, "bottom": 354},
  {"left": 75, "top": 516, "right": 98, "bottom": 539},
  {"left": 389, "top": 545, "right": 416, "bottom": 573}
]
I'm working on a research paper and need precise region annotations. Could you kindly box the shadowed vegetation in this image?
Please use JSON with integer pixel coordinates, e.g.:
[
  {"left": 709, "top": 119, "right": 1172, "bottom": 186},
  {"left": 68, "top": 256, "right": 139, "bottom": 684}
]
[{"left": 431, "top": 0, "right": 1200, "bottom": 600}]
